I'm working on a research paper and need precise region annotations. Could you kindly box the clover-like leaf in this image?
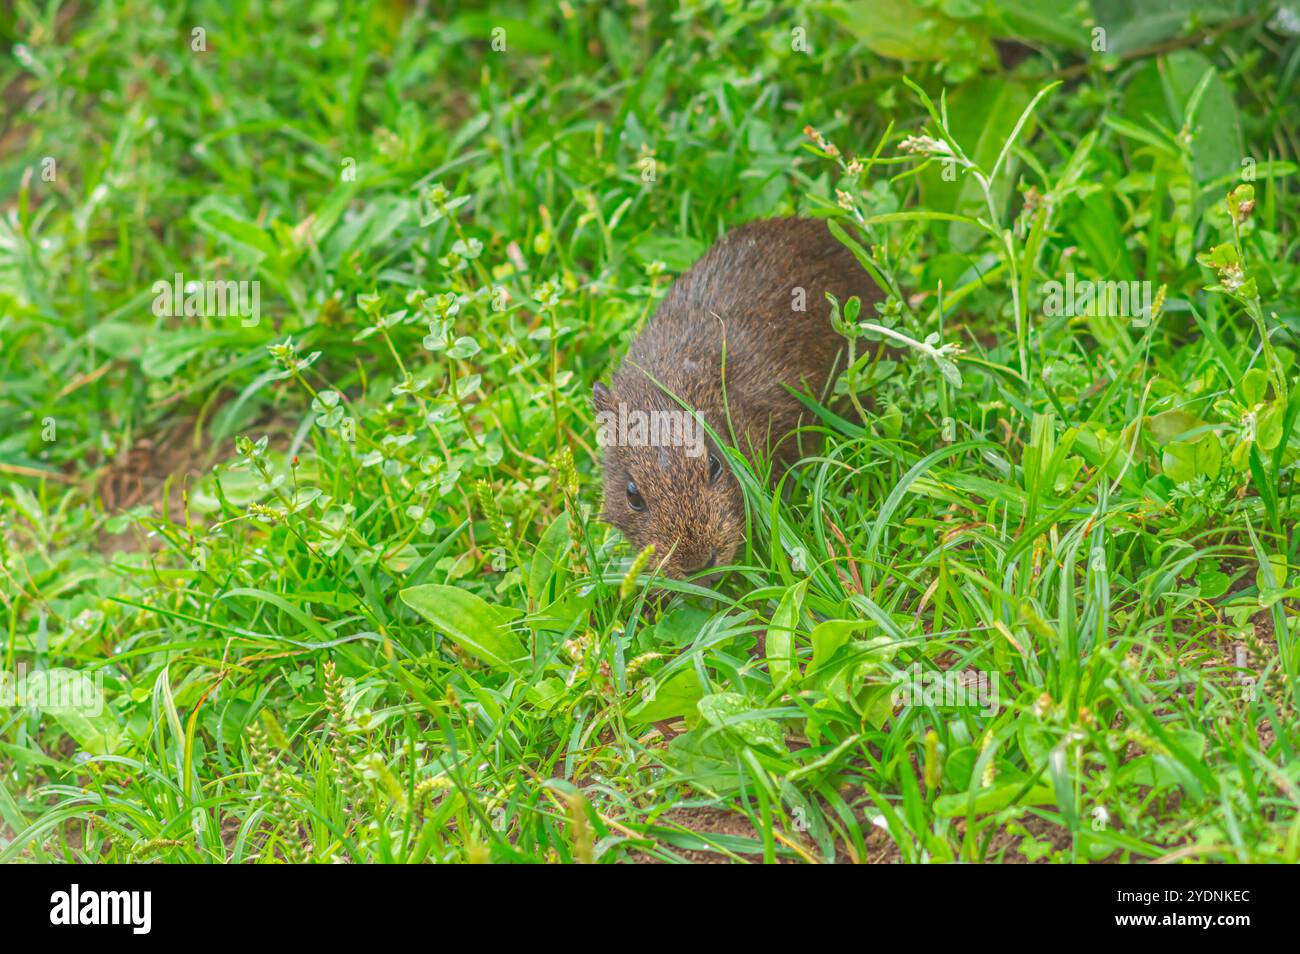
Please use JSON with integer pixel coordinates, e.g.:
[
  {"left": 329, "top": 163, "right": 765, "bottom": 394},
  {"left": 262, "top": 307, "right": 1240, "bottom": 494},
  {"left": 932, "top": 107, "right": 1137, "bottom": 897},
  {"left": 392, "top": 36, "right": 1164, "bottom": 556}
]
[
  {"left": 447, "top": 336, "right": 481, "bottom": 359},
  {"left": 697, "top": 692, "right": 786, "bottom": 752}
]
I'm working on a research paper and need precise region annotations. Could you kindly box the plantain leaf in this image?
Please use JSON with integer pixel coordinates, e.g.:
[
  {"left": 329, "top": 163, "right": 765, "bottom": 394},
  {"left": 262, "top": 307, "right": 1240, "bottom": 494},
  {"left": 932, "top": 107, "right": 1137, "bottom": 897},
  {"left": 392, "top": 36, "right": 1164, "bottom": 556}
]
[
  {"left": 627, "top": 667, "right": 705, "bottom": 725},
  {"left": 766, "top": 579, "right": 808, "bottom": 690},
  {"left": 25, "top": 669, "right": 122, "bottom": 756},
  {"left": 698, "top": 692, "right": 786, "bottom": 752},
  {"left": 826, "top": 1, "right": 995, "bottom": 62},
  {"left": 400, "top": 584, "right": 527, "bottom": 673}
]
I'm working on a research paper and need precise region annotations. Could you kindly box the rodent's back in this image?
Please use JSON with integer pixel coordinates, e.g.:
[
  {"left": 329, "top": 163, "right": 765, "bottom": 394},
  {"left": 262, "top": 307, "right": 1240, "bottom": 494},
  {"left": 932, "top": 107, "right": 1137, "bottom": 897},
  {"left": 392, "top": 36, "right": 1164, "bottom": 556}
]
[
  {"left": 617, "top": 216, "right": 879, "bottom": 460},
  {"left": 597, "top": 216, "right": 881, "bottom": 579}
]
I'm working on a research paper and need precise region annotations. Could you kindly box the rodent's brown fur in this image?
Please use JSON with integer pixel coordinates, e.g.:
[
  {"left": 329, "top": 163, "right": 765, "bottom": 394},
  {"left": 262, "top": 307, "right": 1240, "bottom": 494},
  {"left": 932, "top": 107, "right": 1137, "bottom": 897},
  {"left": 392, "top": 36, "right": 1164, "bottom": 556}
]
[{"left": 596, "top": 217, "right": 882, "bottom": 579}]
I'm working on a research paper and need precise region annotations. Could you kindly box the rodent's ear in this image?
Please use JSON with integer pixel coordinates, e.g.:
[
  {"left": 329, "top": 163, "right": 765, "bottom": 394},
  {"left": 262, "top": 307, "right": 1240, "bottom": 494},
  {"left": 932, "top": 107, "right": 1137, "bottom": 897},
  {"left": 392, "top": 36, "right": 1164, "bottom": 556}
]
[{"left": 592, "top": 381, "right": 613, "bottom": 412}]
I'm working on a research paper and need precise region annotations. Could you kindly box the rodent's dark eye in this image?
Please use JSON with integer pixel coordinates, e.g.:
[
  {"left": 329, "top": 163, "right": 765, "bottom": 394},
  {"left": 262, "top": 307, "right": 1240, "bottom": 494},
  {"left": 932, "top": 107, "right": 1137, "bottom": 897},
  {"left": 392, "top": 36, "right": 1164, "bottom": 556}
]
[
  {"left": 708, "top": 453, "right": 723, "bottom": 484},
  {"left": 626, "top": 479, "right": 647, "bottom": 512}
]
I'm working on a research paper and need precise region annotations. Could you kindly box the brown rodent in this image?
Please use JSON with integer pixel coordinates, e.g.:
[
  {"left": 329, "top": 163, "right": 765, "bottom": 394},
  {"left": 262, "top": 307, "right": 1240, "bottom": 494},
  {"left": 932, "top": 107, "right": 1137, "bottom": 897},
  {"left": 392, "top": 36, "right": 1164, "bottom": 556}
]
[{"left": 594, "top": 217, "right": 882, "bottom": 579}]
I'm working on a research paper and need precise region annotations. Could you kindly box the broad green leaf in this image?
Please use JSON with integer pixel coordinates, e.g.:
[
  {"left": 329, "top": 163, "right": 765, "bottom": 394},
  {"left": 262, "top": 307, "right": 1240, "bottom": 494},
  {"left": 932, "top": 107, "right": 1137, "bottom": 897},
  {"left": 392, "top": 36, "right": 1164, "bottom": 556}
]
[
  {"left": 644, "top": 605, "right": 712, "bottom": 648},
  {"left": 1144, "top": 408, "right": 1205, "bottom": 444},
  {"left": 399, "top": 584, "right": 526, "bottom": 673},
  {"left": 1241, "top": 367, "right": 1269, "bottom": 406},
  {"left": 1121, "top": 50, "right": 1242, "bottom": 215},
  {"left": 1161, "top": 434, "right": 1222, "bottom": 483},
  {"left": 628, "top": 233, "right": 704, "bottom": 271},
  {"left": 766, "top": 579, "right": 807, "bottom": 690},
  {"left": 989, "top": 0, "right": 1089, "bottom": 47},
  {"left": 525, "top": 677, "right": 567, "bottom": 714},
  {"left": 627, "top": 667, "right": 704, "bottom": 725},
  {"left": 944, "top": 745, "right": 977, "bottom": 790},
  {"left": 807, "top": 619, "right": 871, "bottom": 677},
  {"left": 1256, "top": 553, "right": 1288, "bottom": 592},
  {"left": 933, "top": 783, "right": 1057, "bottom": 817},
  {"left": 190, "top": 195, "right": 279, "bottom": 263},
  {"left": 447, "top": 13, "right": 572, "bottom": 57},
  {"left": 1166, "top": 52, "right": 1243, "bottom": 207},
  {"left": 1116, "top": 730, "right": 1207, "bottom": 790},
  {"left": 1257, "top": 402, "right": 1284, "bottom": 452},
  {"left": 827, "top": 1, "right": 995, "bottom": 62},
  {"left": 25, "top": 669, "right": 121, "bottom": 756},
  {"left": 697, "top": 692, "right": 786, "bottom": 752},
  {"left": 1064, "top": 190, "right": 1137, "bottom": 281},
  {"left": 1196, "top": 566, "right": 1230, "bottom": 599},
  {"left": 1092, "top": 1, "right": 1239, "bottom": 54},
  {"left": 527, "top": 512, "right": 571, "bottom": 605}
]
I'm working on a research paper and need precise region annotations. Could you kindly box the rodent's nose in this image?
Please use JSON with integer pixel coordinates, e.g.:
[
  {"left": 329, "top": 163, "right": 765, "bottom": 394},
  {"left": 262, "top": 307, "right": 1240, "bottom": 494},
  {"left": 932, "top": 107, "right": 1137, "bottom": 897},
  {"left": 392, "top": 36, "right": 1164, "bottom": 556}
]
[{"left": 683, "top": 548, "right": 719, "bottom": 574}]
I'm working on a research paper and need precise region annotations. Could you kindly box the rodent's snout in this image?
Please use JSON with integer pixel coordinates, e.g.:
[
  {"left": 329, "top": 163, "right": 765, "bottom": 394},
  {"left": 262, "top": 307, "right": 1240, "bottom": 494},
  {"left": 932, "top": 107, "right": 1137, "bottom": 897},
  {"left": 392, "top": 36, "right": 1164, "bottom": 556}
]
[
  {"left": 679, "top": 546, "right": 720, "bottom": 575},
  {"left": 663, "top": 516, "right": 741, "bottom": 578}
]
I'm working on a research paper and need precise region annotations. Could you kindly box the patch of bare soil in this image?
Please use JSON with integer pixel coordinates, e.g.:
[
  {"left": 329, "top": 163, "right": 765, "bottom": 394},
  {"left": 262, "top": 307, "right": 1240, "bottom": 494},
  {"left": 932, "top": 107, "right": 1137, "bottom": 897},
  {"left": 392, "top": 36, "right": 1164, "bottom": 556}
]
[
  {"left": 861, "top": 822, "right": 905, "bottom": 863},
  {"left": 625, "top": 805, "right": 906, "bottom": 864},
  {"left": 94, "top": 416, "right": 214, "bottom": 556},
  {"left": 973, "top": 813, "right": 1080, "bottom": 863},
  {"left": 220, "top": 813, "right": 241, "bottom": 855},
  {"left": 92, "top": 412, "right": 300, "bottom": 557},
  {"left": 628, "top": 807, "right": 798, "bottom": 864}
]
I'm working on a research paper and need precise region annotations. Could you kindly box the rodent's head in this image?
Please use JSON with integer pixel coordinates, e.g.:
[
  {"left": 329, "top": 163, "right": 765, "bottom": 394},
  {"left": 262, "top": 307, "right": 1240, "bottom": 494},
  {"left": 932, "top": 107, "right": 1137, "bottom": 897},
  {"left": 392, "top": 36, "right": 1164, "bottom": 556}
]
[{"left": 594, "top": 380, "right": 744, "bottom": 580}]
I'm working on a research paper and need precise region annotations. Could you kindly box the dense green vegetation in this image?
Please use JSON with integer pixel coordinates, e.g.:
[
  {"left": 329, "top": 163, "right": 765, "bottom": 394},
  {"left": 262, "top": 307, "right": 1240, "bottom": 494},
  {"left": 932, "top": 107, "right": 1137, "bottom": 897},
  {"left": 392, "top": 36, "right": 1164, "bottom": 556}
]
[{"left": 1, "top": 0, "right": 1298, "bottom": 863}]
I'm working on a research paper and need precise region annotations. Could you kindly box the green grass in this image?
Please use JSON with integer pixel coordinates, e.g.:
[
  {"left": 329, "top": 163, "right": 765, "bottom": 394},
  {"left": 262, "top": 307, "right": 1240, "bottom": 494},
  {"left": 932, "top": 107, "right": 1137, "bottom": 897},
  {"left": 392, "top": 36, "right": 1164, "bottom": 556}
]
[{"left": 1, "top": 0, "right": 1298, "bottom": 863}]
